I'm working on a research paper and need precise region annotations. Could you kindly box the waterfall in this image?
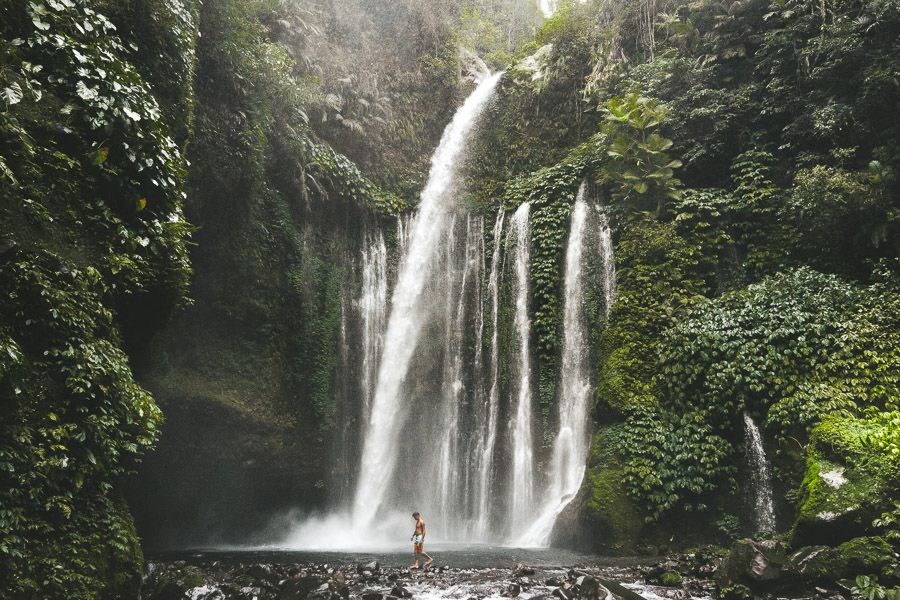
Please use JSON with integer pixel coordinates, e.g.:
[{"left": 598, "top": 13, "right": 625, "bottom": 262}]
[
  {"left": 473, "top": 211, "right": 505, "bottom": 537},
  {"left": 359, "top": 231, "right": 388, "bottom": 421},
  {"left": 518, "top": 183, "right": 617, "bottom": 546},
  {"left": 351, "top": 71, "right": 505, "bottom": 529},
  {"left": 508, "top": 202, "right": 537, "bottom": 537},
  {"left": 743, "top": 412, "right": 776, "bottom": 533}
]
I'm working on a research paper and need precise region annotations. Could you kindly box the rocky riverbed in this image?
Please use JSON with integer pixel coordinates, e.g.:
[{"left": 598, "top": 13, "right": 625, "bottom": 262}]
[{"left": 141, "top": 554, "right": 721, "bottom": 600}]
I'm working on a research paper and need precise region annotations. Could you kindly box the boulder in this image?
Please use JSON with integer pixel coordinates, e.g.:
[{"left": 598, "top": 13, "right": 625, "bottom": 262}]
[
  {"left": 515, "top": 564, "right": 536, "bottom": 577},
  {"left": 391, "top": 585, "right": 413, "bottom": 598},
  {"left": 575, "top": 575, "right": 601, "bottom": 599},
  {"left": 552, "top": 588, "right": 572, "bottom": 600},
  {"left": 718, "top": 539, "right": 793, "bottom": 587},
  {"left": 789, "top": 537, "right": 896, "bottom": 584},
  {"left": 507, "top": 582, "right": 522, "bottom": 597}
]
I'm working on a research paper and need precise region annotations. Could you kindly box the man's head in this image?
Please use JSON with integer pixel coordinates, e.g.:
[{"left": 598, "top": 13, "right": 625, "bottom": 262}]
[{"left": 412, "top": 511, "right": 420, "bottom": 520}]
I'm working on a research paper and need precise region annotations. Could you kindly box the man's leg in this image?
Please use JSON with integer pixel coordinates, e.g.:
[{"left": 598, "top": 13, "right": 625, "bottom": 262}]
[{"left": 411, "top": 543, "right": 421, "bottom": 569}]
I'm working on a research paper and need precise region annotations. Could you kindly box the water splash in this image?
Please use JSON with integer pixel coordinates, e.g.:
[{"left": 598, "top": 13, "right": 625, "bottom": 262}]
[
  {"left": 743, "top": 412, "right": 776, "bottom": 533},
  {"left": 352, "top": 71, "right": 505, "bottom": 529}
]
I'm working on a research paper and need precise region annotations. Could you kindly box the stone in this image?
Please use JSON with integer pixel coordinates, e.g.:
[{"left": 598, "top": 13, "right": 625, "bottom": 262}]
[
  {"left": 718, "top": 539, "right": 791, "bottom": 586},
  {"left": 575, "top": 575, "right": 601, "bottom": 600},
  {"left": 515, "top": 564, "right": 536, "bottom": 577},
  {"left": 391, "top": 585, "right": 413, "bottom": 598},
  {"left": 545, "top": 578, "right": 563, "bottom": 587},
  {"left": 790, "top": 537, "right": 895, "bottom": 584},
  {"left": 187, "top": 585, "right": 225, "bottom": 600},
  {"left": 507, "top": 582, "right": 522, "bottom": 597},
  {"left": 359, "top": 561, "right": 380, "bottom": 573},
  {"left": 553, "top": 587, "right": 573, "bottom": 600},
  {"left": 362, "top": 591, "right": 385, "bottom": 600},
  {"left": 246, "top": 564, "right": 275, "bottom": 582}
]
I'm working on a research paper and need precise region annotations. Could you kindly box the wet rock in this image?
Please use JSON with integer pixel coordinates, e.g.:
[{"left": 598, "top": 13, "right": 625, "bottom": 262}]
[
  {"left": 359, "top": 561, "right": 380, "bottom": 573},
  {"left": 187, "top": 585, "right": 225, "bottom": 600},
  {"left": 553, "top": 587, "right": 573, "bottom": 600},
  {"left": 362, "top": 591, "right": 385, "bottom": 600},
  {"left": 391, "top": 585, "right": 413, "bottom": 598},
  {"left": 246, "top": 563, "right": 276, "bottom": 583},
  {"left": 277, "top": 575, "right": 321, "bottom": 600},
  {"left": 575, "top": 575, "right": 601, "bottom": 599},
  {"left": 545, "top": 577, "right": 563, "bottom": 587},
  {"left": 515, "top": 564, "right": 536, "bottom": 577},
  {"left": 507, "top": 582, "right": 522, "bottom": 597},
  {"left": 719, "top": 539, "right": 792, "bottom": 586},
  {"left": 239, "top": 587, "right": 262, "bottom": 599}
]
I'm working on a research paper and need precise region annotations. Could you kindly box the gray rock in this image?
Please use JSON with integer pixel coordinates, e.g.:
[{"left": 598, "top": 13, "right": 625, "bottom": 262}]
[{"left": 575, "top": 575, "right": 601, "bottom": 600}]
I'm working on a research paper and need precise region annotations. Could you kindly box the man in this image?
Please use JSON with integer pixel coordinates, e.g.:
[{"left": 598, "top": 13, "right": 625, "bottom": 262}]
[{"left": 410, "top": 511, "right": 433, "bottom": 570}]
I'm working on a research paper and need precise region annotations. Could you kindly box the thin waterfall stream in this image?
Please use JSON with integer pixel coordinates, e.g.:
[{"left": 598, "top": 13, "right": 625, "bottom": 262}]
[
  {"left": 519, "top": 183, "right": 616, "bottom": 547},
  {"left": 743, "top": 412, "right": 777, "bottom": 533}
]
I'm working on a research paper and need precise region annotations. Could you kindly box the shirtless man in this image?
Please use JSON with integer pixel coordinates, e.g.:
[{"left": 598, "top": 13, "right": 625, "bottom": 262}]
[{"left": 410, "top": 511, "right": 433, "bottom": 570}]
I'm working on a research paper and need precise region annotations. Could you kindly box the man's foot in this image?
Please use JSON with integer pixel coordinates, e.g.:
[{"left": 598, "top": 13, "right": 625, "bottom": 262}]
[
  {"left": 424, "top": 558, "right": 433, "bottom": 570},
  {"left": 409, "top": 564, "right": 419, "bottom": 570}
]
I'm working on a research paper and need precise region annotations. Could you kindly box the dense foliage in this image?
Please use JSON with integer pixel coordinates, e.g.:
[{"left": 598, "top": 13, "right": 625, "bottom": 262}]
[{"left": 0, "top": 0, "right": 198, "bottom": 596}]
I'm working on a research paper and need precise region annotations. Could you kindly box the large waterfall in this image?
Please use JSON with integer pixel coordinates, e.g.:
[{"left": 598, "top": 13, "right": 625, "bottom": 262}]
[
  {"left": 283, "top": 71, "right": 618, "bottom": 549},
  {"left": 351, "top": 71, "right": 505, "bottom": 531}
]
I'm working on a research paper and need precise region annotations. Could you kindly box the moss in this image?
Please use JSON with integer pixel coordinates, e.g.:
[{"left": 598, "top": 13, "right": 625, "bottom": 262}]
[
  {"left": 659, "top": 572, "right": 684, "bottom": 587},
  {"left": 799, "top": 536, "right": 896, "bottom": 583},
  {"left": 794, "top": 413, "right": 900, "bottom": 546},
  {"left": 583, "top": 427, "right": 646, "bottom": 554}
]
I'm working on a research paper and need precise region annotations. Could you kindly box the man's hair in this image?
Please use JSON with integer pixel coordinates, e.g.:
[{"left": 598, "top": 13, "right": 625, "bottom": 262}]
[{"left": 412, "top": 511, "right": 420, "bottom": 518}]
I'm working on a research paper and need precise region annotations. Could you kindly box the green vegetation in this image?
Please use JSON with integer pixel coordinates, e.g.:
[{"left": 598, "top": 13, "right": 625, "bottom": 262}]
[
  {"left": 0, "top": 0, "right": 198, "bottom": 596},
  {"left": 2, "top": 0, "right": 900, "bottom": 593}
]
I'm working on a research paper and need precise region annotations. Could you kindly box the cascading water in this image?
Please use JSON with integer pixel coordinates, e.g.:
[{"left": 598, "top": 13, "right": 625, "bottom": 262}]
[
  {"left": 508, "top": 202, "right": 537, "bottom": 536},
  {"left": 518, "top": 183, "right": 616, "bottom": 546},
  {"left": 283, "top": 71, "right": 620, "bottom": 550},
  {"left": 359, "top": 231, "right": 388, "bottom": 420},
  {"left": 472, "top": 212, "right": 505, "bottom": 538},
  {"left": 351, "top": 71, "right": 505, "bottom": 531},
  {"left": 743, "top": 412, "right": 776, "bottom": 533}
]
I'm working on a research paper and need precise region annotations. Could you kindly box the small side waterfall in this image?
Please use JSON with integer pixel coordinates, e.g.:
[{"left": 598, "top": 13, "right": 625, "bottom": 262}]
[
  {"left": 351, "top": 71, "right": 505, "bottom": 530},
  {"left": 743, "top": 412, "right": 776, "bottom": 533},
  {"left": 508, "top": 202, "right": 537, "bottom": 536},
  {"left": 519, "top": 183, "right": 616, "bottom": 546}
]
